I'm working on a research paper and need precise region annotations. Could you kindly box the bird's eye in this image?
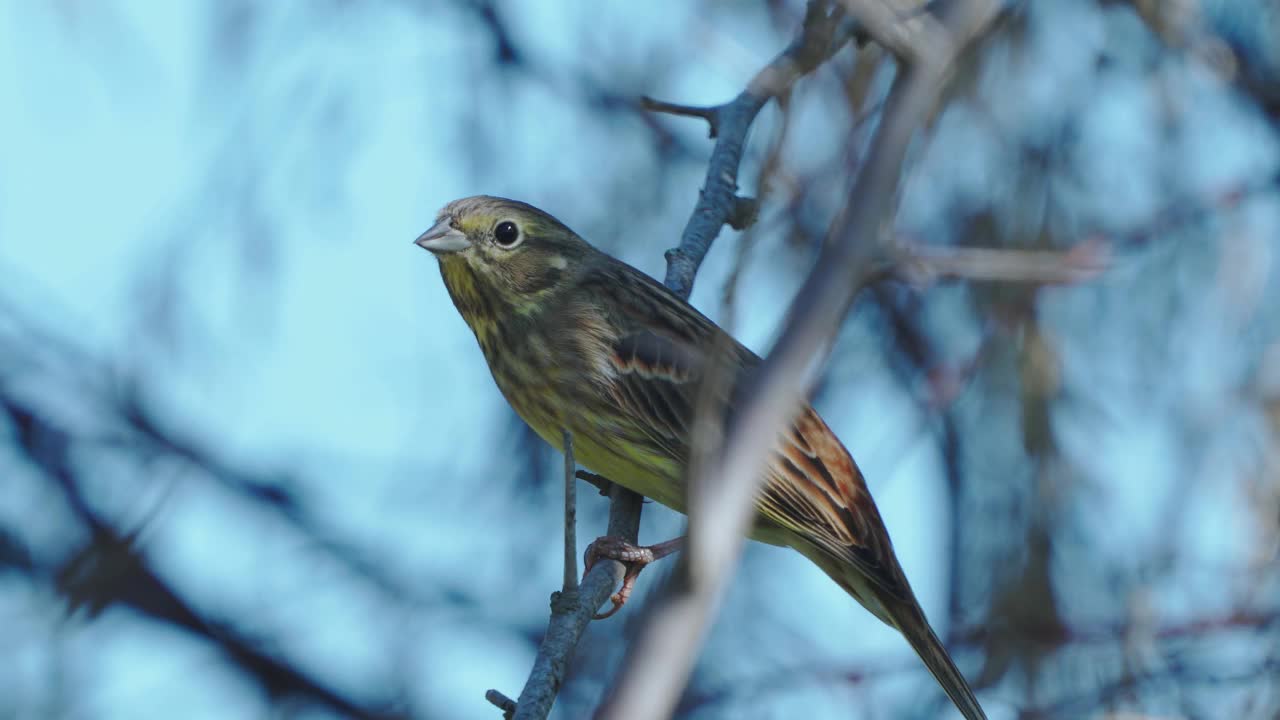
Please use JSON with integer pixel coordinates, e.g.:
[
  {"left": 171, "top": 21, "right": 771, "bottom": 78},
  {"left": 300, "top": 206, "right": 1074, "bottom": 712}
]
[{"left": 493, "top": 220, "right": 521, "bottom": 248}]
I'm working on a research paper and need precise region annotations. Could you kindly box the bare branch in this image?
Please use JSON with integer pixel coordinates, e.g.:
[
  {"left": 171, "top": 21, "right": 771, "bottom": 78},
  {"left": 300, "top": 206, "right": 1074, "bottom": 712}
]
[
  {"left": 574, "top": 470, "right": 613, "bottom": 496},
  {"left": 660, "top": 1, "right": 856, "bottom": 298},
  {"left": 510, "top": 485, "right": 642, "bottom": 720},
  {"left": 485, "top": 690, "right": 516, "bottom": 720},
  {"left": 596, "top": 2, "right": 1003, "bottom": 718},
  {"left": 639, "top": 96, "right": 720, "bottom": 137}
]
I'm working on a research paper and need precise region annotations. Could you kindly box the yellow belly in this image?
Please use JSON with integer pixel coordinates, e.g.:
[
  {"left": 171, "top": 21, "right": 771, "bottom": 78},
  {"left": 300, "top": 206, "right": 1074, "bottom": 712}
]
[
  {"left": 530, "top": 415, "right": 687, "bottom": 513},
  {"left": 529, "top": 413, "right": 791, "bottom": 548}
]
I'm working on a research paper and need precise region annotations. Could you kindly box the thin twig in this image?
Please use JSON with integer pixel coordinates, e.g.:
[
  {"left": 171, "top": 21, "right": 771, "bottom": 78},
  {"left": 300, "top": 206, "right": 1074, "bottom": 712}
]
[
  {"left": 595, "top": 2, "right": 1002, "bottom": 718},
  {"left": 485, "top": 690, "right": 517, "bottom": 720},
  {"left": 889, "top": 238, "right": 1111, "bottom": 287},
  {"left": 639, "top": 96, "right": 721, "bottom": 137},
  {"left": 575, "top": 470, "right": 613, "bottom": 496},
  {"left": 563, "top": 430, "right": 577, "bottom": 594}
]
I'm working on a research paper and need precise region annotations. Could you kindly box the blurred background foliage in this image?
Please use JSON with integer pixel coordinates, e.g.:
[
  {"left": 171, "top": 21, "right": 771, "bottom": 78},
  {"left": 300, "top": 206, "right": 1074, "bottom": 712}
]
[{"left": 1, "top": 1, "right": 1278, "bottom": 718}]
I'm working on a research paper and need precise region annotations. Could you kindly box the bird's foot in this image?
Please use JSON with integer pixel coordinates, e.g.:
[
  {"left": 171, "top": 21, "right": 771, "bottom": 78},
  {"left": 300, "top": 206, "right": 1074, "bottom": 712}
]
[{"left": 582, "top": 535, "right": 684, "bottom": 619}]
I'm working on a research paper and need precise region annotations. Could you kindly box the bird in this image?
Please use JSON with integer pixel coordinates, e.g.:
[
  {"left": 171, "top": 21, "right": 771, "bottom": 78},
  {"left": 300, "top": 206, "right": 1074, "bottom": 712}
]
[{"left": 415, "top": 195, "right": 987, "bottom": 720}]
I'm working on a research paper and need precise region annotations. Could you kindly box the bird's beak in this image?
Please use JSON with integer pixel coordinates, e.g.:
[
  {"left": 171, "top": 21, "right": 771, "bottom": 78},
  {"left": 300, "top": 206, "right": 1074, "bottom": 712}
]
[{"left": 414, "top": 219, "right": 471, "bottom": 254}]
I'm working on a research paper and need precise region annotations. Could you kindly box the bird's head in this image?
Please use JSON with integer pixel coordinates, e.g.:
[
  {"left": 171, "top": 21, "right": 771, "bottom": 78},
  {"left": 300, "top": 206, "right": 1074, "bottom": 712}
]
[{"left": 415, "top": 196, "right": 592, "bottom": 320}]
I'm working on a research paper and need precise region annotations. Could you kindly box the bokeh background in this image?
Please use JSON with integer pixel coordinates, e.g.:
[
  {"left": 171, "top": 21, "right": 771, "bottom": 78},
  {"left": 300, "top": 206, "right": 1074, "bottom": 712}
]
[{"left": 2, "top": 1, "right": 1279, "bottom": 718}]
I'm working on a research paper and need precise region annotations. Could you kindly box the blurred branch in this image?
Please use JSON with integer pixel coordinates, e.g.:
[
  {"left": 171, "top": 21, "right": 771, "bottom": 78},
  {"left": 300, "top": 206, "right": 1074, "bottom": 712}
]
[
  {"left": 720, "top": 89, "right": 798, "bottom": 334},
  {"left": 0, "top": 292, "right": 445, "bottom": 718},
  {"left": 1, "top": 395, "right": 404, "bottom": 720},
  {"left": 837, "top": 0, "right": 945, "bottom": 64},
  {"left": 1033, "top": 654, "right": 1280, "bottom": 718},
  {"left": 1107, "top": 172, "right": 1280, "bottom": 249},
  {"left": 889, "top": 237, "right": 1111, "bottom": 287},
  {"left": 1112, "top": 0, "right": 1280, "bottom": 117},
  {"left": 117, "top": 391, "right": 439, "bottom": 605},
  {"left": 677, "top": 607, "right": 1280, "bottom": 714},
  {"left": 659, "top": 0, "right": 856, "bottom": 298},
  {"left": 866, "top": 285, "right": 975, "bottom": 646},
  {"left": 0, "top": 290, "right": 449, "bottom": 606},
  {"left": 596, "top": 2, "right": 1002, "bottom": 718},
  {"left": 956, "top": 607, "right": 1280, "bottom": 648}
]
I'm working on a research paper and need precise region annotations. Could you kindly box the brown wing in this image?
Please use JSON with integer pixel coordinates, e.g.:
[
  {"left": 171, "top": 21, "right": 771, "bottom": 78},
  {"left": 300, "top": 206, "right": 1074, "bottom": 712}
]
[
  {"left": 757, "top": 408, "right": 911, "bottom": 602},
  {"left": 604, "top": 329, "right": 701, "bottom": 464},
  {"left": 582, "top": 260, "right": 912, "bottom": 603}
]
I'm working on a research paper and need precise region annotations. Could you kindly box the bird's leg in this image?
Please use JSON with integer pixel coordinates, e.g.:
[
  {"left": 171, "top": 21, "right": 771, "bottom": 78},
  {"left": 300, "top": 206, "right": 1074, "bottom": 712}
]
[{"left": 582, "top": 535, "right": 685, "bottom": 619}]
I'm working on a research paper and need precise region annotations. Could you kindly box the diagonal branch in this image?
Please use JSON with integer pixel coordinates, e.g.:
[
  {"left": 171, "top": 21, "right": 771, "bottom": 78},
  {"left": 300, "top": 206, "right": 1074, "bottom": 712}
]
[{"left": 595, "top": 1, "right": 1003, "bottom": 718}]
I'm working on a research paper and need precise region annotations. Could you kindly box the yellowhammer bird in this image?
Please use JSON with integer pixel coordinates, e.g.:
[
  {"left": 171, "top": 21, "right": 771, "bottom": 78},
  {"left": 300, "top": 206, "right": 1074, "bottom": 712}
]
[{"left": 415, "top": 195, "right": 987, "bottom": 720}]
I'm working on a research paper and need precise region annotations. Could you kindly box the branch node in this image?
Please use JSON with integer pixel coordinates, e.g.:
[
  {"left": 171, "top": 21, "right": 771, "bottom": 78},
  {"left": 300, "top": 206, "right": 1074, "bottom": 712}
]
[
  {"left": 485, "top": 689, "right": 516, "bottom": 720},
  {"left": 727, "top": 196, "right": 760, "bottom": 230},
  {"left": 549, "top": 588, "right": 579, "bottom": 615},
  {"left": 575, "top": 470, "right": 613, "bottom": 496}
]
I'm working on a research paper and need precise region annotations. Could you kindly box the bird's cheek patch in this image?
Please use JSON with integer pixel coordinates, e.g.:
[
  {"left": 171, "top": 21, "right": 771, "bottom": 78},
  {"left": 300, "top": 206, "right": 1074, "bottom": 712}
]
[{"left": 510, "top": 257, "right": 565, "bottom": 297}]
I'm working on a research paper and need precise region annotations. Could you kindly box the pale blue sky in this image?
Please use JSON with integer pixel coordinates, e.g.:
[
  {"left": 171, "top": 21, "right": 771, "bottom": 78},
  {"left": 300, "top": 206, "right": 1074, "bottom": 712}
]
[{"left": 2, "top": 1, "right": 1278, "bottom": 719}]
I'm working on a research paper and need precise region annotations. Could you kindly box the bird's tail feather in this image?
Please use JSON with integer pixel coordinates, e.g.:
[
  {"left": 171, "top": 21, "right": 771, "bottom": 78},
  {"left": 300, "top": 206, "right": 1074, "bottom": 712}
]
[
  {"left": 788, "top": 536, "right": 986, "bottom": 719},
  {"left": 805, "top": 549, "right": 986, "bottom": 720},
  {"left": 880, "top": 595, "right": 986, "bottom": 720}
]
